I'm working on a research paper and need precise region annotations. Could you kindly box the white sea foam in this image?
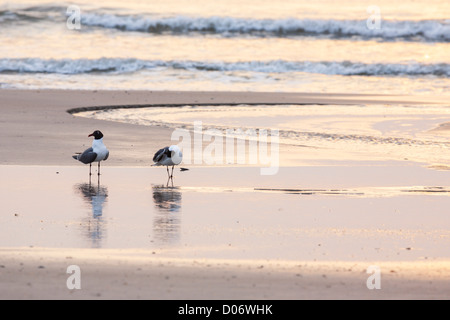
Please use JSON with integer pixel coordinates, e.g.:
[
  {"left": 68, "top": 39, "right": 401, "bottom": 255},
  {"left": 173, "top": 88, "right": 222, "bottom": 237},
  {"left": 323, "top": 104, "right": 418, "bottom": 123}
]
[
  {"left": 79, "top": 13, "right": 450, "bottom": 41},
  {"left": 1, "top": 58, "right": 449, "bottom": 77},
  {"left": 2, "top": 6, "right": 449, "bottom": 42}
]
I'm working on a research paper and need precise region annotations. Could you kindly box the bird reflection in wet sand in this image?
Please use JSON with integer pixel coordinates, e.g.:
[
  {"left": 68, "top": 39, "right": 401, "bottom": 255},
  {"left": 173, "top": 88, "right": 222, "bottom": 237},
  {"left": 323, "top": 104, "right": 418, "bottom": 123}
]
[
  {"left": 152, "top": 185, "right": 182, "bottom": 245},
  {"left": 74, "top": 182, "right": 108, "bottom": 248}
]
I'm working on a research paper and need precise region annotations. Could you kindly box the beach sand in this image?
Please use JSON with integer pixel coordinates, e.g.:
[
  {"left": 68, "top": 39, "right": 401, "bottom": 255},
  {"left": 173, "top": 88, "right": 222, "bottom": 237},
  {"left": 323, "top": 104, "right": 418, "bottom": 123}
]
[{"left": 0, "top": 89, "right": 449, "bottom": 300}]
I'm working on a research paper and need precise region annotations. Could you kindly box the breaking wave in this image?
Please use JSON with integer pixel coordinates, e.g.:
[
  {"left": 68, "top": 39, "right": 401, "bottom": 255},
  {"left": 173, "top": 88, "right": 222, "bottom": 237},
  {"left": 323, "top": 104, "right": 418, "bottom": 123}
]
[
  {"left": 1, "top": 58, "right": 449, "bottom": 77},
  {"left": 1, "top": 6, "right": 450, "bottom": 42},
  {"left": 80, "top": 14, "right": 450, "bottom": 41}
]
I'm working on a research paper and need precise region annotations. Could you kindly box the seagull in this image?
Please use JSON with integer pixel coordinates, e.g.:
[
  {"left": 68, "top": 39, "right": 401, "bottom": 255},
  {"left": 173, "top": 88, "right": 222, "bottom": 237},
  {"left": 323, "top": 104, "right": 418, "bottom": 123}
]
[
  {"left": 73, "top": 130, "right": 109, "bottom": 176},
  {"left": 152, "top": 145, "right": 183, "bottom": 185}
]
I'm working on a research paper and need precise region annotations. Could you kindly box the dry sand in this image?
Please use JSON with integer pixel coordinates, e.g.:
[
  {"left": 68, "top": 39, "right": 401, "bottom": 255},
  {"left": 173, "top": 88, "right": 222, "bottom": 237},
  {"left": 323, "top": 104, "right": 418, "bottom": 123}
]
[
  {"left": 1, "top": 247, "right": 449, "bottom": 300},
  {"left": 0, "top": 89, "right": 449, "bottom": 300}
]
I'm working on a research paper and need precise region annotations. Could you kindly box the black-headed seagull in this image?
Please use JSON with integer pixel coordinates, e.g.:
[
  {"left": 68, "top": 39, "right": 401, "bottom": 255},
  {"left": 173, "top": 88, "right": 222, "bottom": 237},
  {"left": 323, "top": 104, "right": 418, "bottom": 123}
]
[{"left": 73, "top": 130, "right": 109, "bottom": 176}]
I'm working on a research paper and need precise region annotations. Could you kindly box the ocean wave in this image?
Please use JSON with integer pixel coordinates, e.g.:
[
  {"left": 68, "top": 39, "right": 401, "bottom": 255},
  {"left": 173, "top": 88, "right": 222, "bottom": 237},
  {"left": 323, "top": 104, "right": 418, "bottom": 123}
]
[
  {"left": 0, "top": 10, "right": 34, "bottom": 23},
  {"left": 81, "top": 14, "right": 450, "bottom": 42},
  {"left": 1, "top": 6, "right": 449, "bottom": 42},
  {"left": 0, "top": 6, "right": 66, "bottom": 23},
  {"left": 1, "top": 58, "right": 449, "bottom": 77}
]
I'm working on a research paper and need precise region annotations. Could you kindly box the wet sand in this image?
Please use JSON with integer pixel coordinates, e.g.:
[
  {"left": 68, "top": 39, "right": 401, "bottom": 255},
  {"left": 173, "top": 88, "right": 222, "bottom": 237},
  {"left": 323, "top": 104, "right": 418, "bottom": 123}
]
[
  {"left": 1, "top": 89, "right": 449, "bottom": 300},
  {"left": 0, "top": 88, "right": 445, "bottom": 167}
]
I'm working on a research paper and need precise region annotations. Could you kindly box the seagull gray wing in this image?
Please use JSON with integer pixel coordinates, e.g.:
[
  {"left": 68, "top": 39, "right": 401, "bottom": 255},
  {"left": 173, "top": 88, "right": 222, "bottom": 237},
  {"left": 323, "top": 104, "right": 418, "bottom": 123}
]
[
  {"left": 73, "top": 147, "right": 97, "bottom": 164},
  {"left": 153, "top": 147, "right": 170, "bottom": 163}
]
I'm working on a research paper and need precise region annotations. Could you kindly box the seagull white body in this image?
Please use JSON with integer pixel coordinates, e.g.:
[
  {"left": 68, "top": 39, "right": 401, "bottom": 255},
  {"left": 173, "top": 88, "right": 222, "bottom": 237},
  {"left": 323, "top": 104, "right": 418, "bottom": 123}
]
[{"left": 91, "top": 138, "right": 109, "bottom": 162}]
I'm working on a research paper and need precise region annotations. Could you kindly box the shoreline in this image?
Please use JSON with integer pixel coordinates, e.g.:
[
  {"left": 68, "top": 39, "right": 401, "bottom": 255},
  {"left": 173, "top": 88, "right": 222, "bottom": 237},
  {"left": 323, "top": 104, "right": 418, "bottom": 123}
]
[{"left": 0, "top": 88, "right": 447, "bottom": 167}]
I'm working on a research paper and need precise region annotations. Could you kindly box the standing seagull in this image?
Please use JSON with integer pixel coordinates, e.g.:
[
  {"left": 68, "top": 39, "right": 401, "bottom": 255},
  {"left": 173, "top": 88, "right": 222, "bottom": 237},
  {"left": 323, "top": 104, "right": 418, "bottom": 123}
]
[
  {"left": 152, "top": 145, "right": 183, "bottom": 185},
  {"left": 73, "top": 130, "right": 109, "bottom": 176}
]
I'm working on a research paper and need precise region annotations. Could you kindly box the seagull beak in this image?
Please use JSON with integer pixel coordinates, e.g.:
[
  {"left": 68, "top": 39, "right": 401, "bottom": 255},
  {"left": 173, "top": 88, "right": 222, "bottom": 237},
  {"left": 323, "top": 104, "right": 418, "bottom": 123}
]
[{"left": 88, "top": 133, "right": 94, "bottom": 137}]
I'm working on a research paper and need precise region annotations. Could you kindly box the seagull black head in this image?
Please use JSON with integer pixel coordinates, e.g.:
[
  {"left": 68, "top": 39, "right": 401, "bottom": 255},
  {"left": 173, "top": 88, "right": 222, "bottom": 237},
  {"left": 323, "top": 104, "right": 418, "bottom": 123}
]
[{"left": 88, "top": 130, "right": 104, "bottom": 140}]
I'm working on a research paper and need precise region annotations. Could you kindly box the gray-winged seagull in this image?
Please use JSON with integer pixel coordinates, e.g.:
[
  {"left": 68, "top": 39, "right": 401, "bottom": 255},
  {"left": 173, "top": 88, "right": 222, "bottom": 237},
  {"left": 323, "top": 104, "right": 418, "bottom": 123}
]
[
  {"left": 152, "top": 145, "right": 183, "bottom": 185},
  {"left": 73, "top": 130, "right": 109, "bottom": 176}
]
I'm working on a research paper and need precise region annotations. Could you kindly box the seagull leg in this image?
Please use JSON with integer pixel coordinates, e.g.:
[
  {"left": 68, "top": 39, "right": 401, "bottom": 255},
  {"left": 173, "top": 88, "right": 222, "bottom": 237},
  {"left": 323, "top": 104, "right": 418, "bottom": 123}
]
[
  {"left": 89, "top": 163, "right": 92, "bottom": 176},
  {"left": 98, "top": 162, "right": 101, "bottom": 176},
  {"left": 166, "top": 166, "right": 170, "bottom": 187},
  {"left": 170, "top": 166, "right": 174, "bottom": 187}
]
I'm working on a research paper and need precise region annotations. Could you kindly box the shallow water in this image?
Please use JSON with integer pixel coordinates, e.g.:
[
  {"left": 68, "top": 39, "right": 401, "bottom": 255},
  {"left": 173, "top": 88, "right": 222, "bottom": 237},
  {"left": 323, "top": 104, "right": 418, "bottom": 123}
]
[
  {"left": 76, "top": 103, "right": 450, "bottom": 167},
  {"left": 1, "top": 165, "right": 449, "bottom": 262}
]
